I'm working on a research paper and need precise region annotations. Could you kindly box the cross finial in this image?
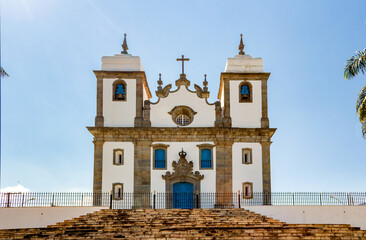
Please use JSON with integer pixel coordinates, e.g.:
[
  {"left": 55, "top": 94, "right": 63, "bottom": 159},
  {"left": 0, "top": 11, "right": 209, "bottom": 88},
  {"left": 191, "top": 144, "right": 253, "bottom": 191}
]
[
  {"left": 176, "top": 55, "right": 190, "bottom": 74},
  {"left": 238, "top": 34, "right": 245, "bottom": 55},
  {"left": 121, "top": 33, "right": 129, "bottom": 54},
  {"left": 157, "top": 73, "right": 163, "bottom": 91}
]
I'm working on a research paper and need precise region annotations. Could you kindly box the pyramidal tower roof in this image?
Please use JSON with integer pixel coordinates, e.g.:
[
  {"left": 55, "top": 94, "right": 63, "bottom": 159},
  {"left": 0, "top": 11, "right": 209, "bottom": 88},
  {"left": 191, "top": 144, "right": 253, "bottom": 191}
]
[
  {"left": 224, "top": 34, "right": 263, "bottom": 73},
  {"left": 101, "top": 33, "right": 143, "bottom": 71}
]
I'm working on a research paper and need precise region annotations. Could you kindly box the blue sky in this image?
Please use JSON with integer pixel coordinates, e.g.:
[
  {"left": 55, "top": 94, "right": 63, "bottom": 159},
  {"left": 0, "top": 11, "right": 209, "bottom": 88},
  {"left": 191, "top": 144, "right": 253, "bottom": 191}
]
[{"left": 1, "top": 0, "right": 365, "bottom": 192}]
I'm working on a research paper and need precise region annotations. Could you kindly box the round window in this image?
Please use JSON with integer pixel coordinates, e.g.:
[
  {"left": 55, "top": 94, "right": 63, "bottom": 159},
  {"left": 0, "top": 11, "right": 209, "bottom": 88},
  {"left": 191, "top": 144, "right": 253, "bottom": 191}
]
[{"left": 176, "top": 114, "right": 191, "bottom": 126}]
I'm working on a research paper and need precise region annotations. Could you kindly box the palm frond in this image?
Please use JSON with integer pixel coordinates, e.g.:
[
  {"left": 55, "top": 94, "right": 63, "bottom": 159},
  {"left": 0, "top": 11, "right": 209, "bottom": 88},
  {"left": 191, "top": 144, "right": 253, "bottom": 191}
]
[
  {"left": 1, "top": 66, "right": 9, "bottom": 77},
  {"left": 356, "top": 84, "right": 366, "bottom": 122},
  {"left": 362, "top": 120, "right": 366, "bottom": 138},
  {"left": 344, "top": 49, "right": 366, "bottom": 79}
]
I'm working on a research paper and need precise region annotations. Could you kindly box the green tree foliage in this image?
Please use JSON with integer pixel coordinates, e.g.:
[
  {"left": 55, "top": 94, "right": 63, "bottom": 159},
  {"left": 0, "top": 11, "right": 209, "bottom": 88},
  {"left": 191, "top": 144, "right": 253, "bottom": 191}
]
[
  {"left": 344, "top": 49, "right": 366, "bottom": 138},
  {"left": 0, "top": 67, "right": 9, "bottom": 78}
]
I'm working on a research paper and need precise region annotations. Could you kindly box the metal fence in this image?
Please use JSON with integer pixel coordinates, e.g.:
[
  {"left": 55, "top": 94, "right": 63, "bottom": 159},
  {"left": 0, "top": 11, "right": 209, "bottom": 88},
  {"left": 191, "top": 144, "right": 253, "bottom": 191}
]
[
  {"left": 1, "top": 192, "right": 365, "bottom": 208},
  {"left": 0, "top": 193, "right": 110, "bottom": 208}
]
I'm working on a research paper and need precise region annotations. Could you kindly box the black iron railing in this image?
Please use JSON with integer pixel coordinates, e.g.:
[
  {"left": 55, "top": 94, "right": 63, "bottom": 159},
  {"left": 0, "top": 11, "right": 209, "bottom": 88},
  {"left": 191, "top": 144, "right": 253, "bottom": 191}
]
[
  {"left": 1, "top": 192, "right": 365, "bottom": 208},
  {"left": 0, "top": 193, "right": 110, "bottom": 208}
]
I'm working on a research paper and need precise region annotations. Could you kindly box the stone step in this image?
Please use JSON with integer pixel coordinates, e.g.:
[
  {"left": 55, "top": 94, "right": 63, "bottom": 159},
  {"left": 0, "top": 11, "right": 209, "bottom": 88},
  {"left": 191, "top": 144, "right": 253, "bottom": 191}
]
[{"left": 0, "top": 208, "right": 366, "bottom": 239}]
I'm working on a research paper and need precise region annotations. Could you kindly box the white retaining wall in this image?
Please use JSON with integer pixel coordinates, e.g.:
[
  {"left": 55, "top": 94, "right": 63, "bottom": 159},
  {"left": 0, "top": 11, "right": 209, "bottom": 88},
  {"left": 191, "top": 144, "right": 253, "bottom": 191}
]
[
  {"left": 1, "top": 206, "right": 365, "bottom": 230},
  {"left": 0, "top": 206, "right": 108, "bottom": 230},
  {"left": 245, "top": 206, "right": 366, "bottom": 230}
]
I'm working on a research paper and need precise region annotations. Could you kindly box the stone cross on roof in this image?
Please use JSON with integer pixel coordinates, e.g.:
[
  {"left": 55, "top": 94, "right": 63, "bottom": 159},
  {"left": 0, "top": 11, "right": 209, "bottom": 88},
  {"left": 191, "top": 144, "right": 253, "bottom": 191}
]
[{"left": 176, "top": 55, "right": 190, "bottom": 74}]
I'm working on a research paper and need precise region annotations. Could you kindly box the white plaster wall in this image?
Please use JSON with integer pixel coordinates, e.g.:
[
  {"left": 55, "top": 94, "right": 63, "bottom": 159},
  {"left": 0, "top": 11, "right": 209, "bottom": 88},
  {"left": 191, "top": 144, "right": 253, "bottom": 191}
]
[
  {"left": 103, "top": 78, "right": 136, "bottom": 127},
  {"left": 244, "top": 206, "right": 366, "bottom": 230},
  {"left": 0, "top": 207, "right": 108, "bottom": 229},
  {"left": 220, "top": 85, "right": 224, "bottom": 108},
  {"left": 143, "top": 84, "right": 148, "bottom": 102},
  {"left": 102, "top": 142, "right": 134, "bottom": 195},
  {"left": 150, "top": 142, "right": 216, "bottom": 194},
  {"left": 224, "top": 55, "right": 263, "bottom": 73},
  {"left": 150, "top": 86, "right": 215, "bottom": 127},
  {"left": 232, "top": 143, "right": 262, "bottom": 194},
  {"left": 101, "top": 55, "right": 143, "bottom": 71},
  {"left": 230, "top": 80, "right": 262, "bottom": 128}
]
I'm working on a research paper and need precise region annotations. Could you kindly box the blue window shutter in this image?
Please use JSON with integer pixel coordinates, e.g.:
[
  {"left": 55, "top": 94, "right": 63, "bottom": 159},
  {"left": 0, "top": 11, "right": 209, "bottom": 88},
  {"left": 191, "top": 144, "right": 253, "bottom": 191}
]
[
  {"left": 201, "top": 149, "right": 212, "bottom": 168},
  {"left": 155, "top": 149, "right": 166, "bottom": 168},
  {"left": 115, "top": 84, "right": 125, "bottom": 95},
  {"left": 241, "top": 85, "right": 250, "bottom": 95}
]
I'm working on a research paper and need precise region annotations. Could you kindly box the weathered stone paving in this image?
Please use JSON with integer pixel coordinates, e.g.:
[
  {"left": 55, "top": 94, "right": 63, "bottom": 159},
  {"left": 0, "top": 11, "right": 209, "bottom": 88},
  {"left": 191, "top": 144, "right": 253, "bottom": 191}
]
[{"left": 0, "top": 208, "right": 366, "bottom": 239}]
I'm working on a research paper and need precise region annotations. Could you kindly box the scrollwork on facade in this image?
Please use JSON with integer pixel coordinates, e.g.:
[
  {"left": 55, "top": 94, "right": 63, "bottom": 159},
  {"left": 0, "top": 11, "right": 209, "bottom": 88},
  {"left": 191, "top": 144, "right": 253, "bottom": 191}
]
[
  {"left": 162, "top": 149, "right": 204, "bottom": 183},
  {"left": 156, "top": 84, "right": 172, "bottom": 98}
]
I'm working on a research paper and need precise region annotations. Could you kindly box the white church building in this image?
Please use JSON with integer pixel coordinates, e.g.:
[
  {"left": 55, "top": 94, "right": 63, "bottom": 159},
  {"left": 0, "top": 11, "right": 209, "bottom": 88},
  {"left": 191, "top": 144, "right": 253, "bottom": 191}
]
[{"left": 88, "top": 34, "right": 276, "bottom": 208}]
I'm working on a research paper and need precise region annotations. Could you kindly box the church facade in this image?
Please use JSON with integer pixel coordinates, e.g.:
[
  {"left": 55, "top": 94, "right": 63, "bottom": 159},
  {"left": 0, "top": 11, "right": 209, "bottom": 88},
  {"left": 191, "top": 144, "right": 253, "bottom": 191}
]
[{"left": 88, "top": 35, "right": 276, "bottom": 207}]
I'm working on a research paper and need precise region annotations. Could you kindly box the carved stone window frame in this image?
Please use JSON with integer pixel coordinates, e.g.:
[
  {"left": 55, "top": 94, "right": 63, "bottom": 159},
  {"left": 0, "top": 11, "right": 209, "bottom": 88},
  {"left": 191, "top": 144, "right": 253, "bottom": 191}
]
[
  {"left": 112, "top": 79, "right": 127, "bottom": 101},
  {"left": 242, "top": 182, "right": 253, "bottom": 199},
  {"left": 168, "top": 105, "right": 197, "bottom": 126},
  {"left": 242, "top": 148, "right": 252, "bottom": 165},
  {"left": 112, "top": 183, "right": 123, "bottom": 200},
  {"left": 239, "top": 81, "right": 253, "bottom": 103},
  {"left": 197, "top": 144, "right": 215, "bottom": 170},
  {"left": 113, "top": 148, "right": 124, "bottom": 166},
  {"left": 152, "top": 143, "right": 169, "bottom": 170}
]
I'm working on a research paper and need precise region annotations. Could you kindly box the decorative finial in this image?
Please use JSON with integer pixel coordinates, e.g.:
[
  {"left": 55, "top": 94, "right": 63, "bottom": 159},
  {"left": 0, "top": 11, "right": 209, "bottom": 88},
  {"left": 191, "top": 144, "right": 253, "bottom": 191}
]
[
  {"left": 157, "top": 73, "right": 163, "bottom": 91},
  {"left": 238, "top": 34, "right": 245, "bottom": 55},
  {"left": 203, "top": 74, "right": 208, "bottom": 92},
  {"left": 179, "top": 149, "right": 187, "bottom": 158},
  {"left": 121, "top": 33, "right": 129, "bottom": 54}
]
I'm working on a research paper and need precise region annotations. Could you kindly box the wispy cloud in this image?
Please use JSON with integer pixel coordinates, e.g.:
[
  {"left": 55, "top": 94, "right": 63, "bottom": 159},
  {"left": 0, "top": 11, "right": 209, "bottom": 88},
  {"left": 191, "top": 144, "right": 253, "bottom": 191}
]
[
  {"left": 83, "top": 0, "right": 120, "bottom": 33},
  {"left": 19, "top": 0, "right": 34, "bottom": 19},
  {"left": 0, "top": 184, "right": 30, "bottom": 193}
]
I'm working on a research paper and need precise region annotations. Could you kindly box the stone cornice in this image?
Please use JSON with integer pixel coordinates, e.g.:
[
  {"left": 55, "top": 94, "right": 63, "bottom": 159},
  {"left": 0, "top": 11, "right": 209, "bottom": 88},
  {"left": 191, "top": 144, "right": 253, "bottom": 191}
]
[
  {"left": 87, "top": 127, "right": 276, "bottom": 142},
  {"left": 93, "top": 70, "right": 152, "bottom": 99},
  {"left": 218, "top": 72, "right": 271, "bottom": 100}
]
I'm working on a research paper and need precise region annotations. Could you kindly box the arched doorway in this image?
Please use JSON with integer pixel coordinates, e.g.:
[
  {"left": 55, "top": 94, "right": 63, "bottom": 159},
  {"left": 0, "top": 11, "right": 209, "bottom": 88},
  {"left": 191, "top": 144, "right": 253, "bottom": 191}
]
[
  {"left": 162, "top": 149, "right": 204, "bottom": 209},
  {"left": 173, "top": 182, "right": 194, "bottom": 209}
]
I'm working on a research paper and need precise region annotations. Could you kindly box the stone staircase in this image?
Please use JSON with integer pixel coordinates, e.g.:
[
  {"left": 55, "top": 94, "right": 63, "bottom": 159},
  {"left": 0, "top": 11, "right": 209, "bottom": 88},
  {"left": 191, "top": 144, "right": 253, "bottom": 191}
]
[{"left": 1, "top": 208, "right": 366, "bottom": 239}]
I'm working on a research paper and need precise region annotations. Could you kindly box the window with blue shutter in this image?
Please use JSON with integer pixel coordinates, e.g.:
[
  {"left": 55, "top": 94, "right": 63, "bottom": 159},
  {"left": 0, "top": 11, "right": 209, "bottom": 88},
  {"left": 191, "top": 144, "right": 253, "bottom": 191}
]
[
  {"left": 154, "top": 149, "right": 166, "bottom": 169},
  {"left": 239, "top": 82, "right": 252, "bottom": 102},
  {"left": 200, "top": 149, "right": 212, "bottom": 169},
  {"left": 115, "top": 84, "right": 126, "bottom": 100},
  {"left": 241, "top": 85, "right": 250, "bottom": 95},
  {"left": 116, "top": 84, "right": 125, "bottom": 94},
  {"left": 113, "top": 80, "right": 127, "bottom": 101}
]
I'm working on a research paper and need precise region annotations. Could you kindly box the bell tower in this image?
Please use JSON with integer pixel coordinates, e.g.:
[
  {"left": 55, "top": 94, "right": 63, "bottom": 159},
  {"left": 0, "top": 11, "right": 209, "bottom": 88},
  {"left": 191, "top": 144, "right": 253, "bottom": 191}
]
[
  {"left": 219, "top": 34, "right": 270, "bottom": 129},
  {"left": 94, "top": 34, "right": 151, "bottom": 128},
  {"left": 218, "top": 34, "right": 272, "bottom": 196},
  {"left": 92, "top": 34, "right": 152, "bottom": 196}
]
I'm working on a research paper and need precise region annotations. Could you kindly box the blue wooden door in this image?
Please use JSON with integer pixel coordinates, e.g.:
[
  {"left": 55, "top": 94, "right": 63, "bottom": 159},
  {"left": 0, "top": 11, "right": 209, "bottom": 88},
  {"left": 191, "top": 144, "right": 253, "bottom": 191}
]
[{"left": 173, "top": 182, "right": 194, "bottom": 209}]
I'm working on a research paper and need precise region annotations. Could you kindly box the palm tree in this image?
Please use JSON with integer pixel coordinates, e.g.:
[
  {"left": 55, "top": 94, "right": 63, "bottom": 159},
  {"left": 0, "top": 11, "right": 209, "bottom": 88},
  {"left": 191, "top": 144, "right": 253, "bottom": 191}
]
[
  {"left": 344, "top": 49, "right": 366, "bottom": 138},
  {"left": 0, "top": 67, "right": 8, "bottom": 77}
]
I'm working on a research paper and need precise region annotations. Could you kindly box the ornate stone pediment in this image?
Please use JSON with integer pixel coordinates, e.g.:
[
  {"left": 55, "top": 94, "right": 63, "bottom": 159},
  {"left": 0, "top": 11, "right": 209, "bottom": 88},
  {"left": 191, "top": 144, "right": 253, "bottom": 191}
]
[
  {"left": 175, "top": 74, "right": 190, "bottom": 87},
  {"left": 156, "top": 84, "right": 172, "bottom": 98},
  {"left": 194, "top": 84, "right": 209, "bottom": 99},
  {"left": 162, "top": 149, "right": 204, "bottom": 182}
]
